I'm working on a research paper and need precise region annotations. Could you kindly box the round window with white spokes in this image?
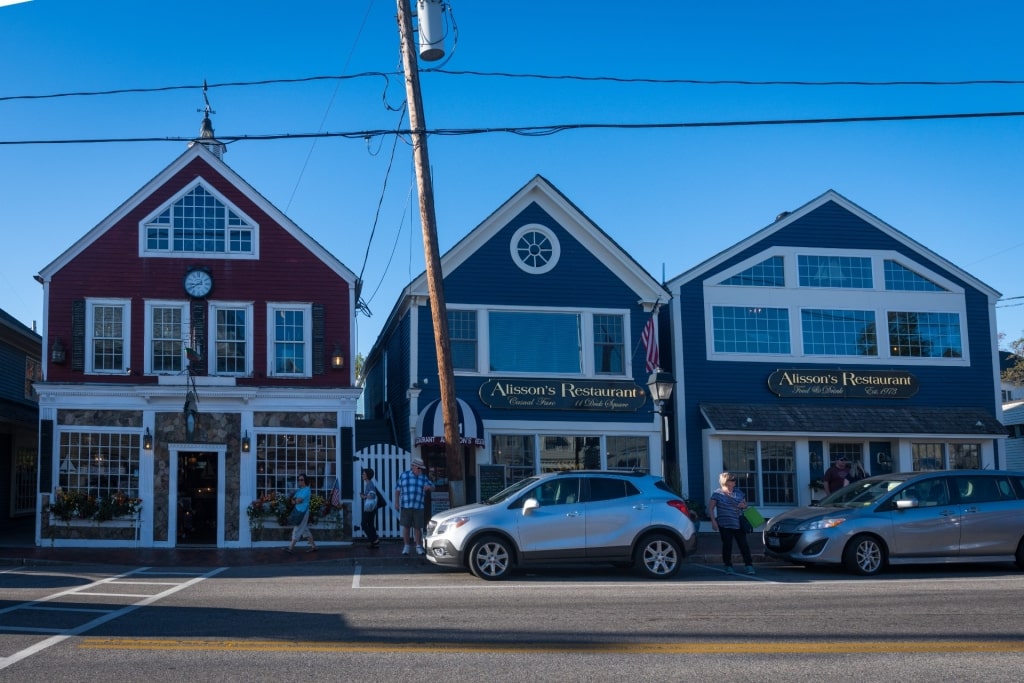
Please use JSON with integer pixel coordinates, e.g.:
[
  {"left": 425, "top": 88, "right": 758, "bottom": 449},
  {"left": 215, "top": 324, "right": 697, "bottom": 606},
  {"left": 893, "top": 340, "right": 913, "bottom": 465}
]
[{"left": 510, "top": 224, "right": 560, "bottom": 274}]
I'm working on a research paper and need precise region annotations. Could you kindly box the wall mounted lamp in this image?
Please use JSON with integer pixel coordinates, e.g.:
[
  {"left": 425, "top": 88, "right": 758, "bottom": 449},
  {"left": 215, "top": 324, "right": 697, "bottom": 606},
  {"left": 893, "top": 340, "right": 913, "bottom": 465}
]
[
  {"left": 242, "top": 431, "right": 251, "bottom": 452},
  {"left": 143, "top": 427, "right": 153, "bottom": 451},
  {"left": 331, "top": 344, "right": 345, "bottom": 370},
  {"left": 51, "top": 337, "right": 66, "bottom": 364}
]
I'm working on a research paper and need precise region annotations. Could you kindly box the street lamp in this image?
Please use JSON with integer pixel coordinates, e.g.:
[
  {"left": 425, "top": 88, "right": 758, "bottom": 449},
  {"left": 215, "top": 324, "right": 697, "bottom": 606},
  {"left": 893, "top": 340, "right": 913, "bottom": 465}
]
[
  {"left": 646, "top": 368, "right": 675, "bottom": 408},
  {"left": 647, "top": 368, "right": 676, "bottom": 483}
]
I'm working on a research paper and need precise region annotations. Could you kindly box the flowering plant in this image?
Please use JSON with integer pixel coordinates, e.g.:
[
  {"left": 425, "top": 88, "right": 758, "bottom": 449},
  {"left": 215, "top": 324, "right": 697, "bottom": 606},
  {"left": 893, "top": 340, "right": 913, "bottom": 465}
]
[
  {"left": 50, "top": 488, "right": 142, "bottom": 522},
  {"left": 246, "top": 491, "right": 329, "bottom": 533}
]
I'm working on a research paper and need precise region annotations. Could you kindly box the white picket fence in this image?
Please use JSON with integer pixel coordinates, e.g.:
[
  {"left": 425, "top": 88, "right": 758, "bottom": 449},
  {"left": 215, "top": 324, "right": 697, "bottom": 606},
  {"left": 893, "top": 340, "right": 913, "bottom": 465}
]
[{"left": 353, "top": 443, "right": 411, "bottom": 539}]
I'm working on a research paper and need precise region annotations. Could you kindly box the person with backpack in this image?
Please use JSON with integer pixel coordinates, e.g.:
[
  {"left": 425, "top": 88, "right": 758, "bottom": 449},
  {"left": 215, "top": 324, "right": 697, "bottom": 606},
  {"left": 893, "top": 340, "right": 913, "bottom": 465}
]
[{"left": 360, "top": 467, "right": 384, "bottom": 549}]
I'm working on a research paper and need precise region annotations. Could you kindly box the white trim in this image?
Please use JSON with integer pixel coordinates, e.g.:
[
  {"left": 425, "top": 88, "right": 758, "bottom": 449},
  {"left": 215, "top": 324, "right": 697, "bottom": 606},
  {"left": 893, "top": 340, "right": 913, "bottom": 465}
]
[
  {"left": 208, "top": 301, "right": 254, "bottom": 377},
  {"left": 143, "top": 299, "right": 189, "bottom": 376},
  {"left": 167, "top": 443, "right": 227, "bottom": 547},
  {"left": 266, "top": 302, "right": 313, "bottom": 378},
  {"left": 509, "top": 223, "right": 561, "bottom": 274},
  {"left": 85, "top": 298, "right": 132, "bottom": 375},
  {"left": 137, "top": 177, "right": 260, "bottom": 260}
]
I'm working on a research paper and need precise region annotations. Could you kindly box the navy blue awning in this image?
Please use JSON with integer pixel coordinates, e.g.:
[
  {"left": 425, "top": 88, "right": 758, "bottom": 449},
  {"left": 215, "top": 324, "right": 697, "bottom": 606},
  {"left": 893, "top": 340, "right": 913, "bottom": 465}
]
[{"left": 415, "top": 398, "right": 485, "bottom": 447}]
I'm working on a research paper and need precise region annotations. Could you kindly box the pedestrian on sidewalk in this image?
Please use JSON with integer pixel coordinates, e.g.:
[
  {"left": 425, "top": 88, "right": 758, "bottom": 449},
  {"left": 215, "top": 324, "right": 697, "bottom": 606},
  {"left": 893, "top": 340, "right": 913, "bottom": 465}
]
[
  {"left": 709, "top": 471, "right": 754, "bottom": 575},
  {"left": 360, "top": 467, "right": 382, "bottom": 549},
  {"left": 394, "top": 458, "right": 433, "bottom": 556},
  {"left": 285, "top": 474, "right": 317, "bottom": 554}
]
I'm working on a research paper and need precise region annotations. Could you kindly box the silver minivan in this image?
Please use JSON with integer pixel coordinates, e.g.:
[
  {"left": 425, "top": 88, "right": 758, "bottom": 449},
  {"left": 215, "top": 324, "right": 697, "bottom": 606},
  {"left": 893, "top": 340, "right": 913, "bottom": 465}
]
[{"left": 764, "top": 470, "right": 1024, "bottom": 575}]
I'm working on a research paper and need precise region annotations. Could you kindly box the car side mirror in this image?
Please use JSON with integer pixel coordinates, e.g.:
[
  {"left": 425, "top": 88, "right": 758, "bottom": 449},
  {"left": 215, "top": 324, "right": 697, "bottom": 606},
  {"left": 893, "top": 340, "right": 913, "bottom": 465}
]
[
  {"left": 523, "top": 498, "right": 540, "bottom": 515},
  {"left": 895, "top": 498, "right": 918, "bottom": 510}
]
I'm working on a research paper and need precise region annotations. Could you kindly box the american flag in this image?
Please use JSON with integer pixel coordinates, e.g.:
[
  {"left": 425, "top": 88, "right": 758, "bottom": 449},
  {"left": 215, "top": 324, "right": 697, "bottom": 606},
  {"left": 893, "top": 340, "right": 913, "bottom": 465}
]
[
  {"left": 642, "top": 316, "right": 659, "bottom": 372},
  {"left": 328, "top": 479, "right": 341, "bottom": 508}
]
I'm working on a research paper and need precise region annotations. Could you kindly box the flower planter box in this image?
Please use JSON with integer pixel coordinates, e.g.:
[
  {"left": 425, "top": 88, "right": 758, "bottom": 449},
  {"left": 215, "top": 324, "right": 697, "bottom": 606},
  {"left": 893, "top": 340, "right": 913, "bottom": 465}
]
[{"left": 43, "top": 515, "right": 140, "bottom": 542}]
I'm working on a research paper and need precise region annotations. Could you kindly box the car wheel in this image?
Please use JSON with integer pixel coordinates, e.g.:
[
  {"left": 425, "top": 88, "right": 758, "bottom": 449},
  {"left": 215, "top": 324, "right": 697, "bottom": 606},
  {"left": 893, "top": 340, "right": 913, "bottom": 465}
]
[
  {"left": 842, "top": 534, "right": 885, "bottom": 576},
  {"left": 635, "top": 533, "right": 682, "bottom": 579},
  {"left": 1016, "top": 537, "right": 1024, "bottom": 570},
  {"left": 468, "top": 535, "right": 513, "bottom": 580}
]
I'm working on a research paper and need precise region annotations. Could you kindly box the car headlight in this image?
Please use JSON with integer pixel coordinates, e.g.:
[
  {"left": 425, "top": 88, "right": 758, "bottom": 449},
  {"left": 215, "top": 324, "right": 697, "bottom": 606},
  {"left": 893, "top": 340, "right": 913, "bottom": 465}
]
[
  {"left": 798, "top": 517, "right": 847, "bottom": 531},
  {"left": 435, "top": 516, "right": 471, "bottom": 535}
]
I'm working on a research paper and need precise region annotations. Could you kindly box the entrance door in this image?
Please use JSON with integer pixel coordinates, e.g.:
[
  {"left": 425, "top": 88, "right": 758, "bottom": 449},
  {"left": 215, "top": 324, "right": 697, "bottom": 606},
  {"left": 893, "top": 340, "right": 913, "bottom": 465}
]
[{"left": 177, "top": 451, "right": 219, "bottom": 545}]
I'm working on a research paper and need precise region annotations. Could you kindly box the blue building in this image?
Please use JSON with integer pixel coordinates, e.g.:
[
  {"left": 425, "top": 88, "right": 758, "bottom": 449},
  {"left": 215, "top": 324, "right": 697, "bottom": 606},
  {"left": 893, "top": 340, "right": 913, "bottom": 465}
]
[
  {"left": 360, "top": 176, "right": 669, "bottom": 508},
  {"left": 665, "top": 190, "right": 1006, "bottom": 516}
]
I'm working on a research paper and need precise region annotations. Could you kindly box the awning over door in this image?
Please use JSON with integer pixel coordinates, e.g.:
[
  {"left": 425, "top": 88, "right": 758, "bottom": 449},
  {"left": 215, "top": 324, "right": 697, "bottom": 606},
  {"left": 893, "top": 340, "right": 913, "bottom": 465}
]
[{"left": 415, "top": 398, "right": 486, "bottom": 447}]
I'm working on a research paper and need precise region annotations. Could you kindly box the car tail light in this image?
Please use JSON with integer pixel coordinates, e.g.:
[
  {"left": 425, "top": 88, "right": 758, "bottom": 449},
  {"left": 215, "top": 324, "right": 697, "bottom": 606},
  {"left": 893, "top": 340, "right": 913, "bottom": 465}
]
[{"left": 667, "top": 499, "right": 692, "bottom": 518}]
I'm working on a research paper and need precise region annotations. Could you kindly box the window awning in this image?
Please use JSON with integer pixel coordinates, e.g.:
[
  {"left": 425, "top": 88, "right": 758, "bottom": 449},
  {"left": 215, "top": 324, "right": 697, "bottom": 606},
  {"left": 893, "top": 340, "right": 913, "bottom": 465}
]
[
  {"left": 415, "top": 397, "right": 486, "bottom": 447},
  {"left": 700, "top": 403, "right": 1006, "bottom": 436}
]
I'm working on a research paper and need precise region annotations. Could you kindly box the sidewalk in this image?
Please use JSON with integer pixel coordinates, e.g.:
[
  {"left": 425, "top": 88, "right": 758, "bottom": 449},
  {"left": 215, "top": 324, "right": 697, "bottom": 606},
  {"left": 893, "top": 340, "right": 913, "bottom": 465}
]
[{"left": 0, "top": 524, "right": 767, "bottom": 569}]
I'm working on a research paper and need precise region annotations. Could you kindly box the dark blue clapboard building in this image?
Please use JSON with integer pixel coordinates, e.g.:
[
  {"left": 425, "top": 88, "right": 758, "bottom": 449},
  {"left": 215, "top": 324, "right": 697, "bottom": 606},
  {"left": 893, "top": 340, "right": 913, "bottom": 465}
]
[
  {"left": 360, "top": 176, "right": 669, "bottom": 508},
  {"left": 664, "top": 190, "right": 1006, "bottom": 515}
]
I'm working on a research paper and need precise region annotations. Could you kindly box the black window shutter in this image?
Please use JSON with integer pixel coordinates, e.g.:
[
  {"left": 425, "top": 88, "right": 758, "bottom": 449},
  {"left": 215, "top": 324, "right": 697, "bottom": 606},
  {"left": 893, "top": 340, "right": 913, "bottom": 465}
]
[
  {"left": 190, "top": 301, "right": 207, "bottom": 375},
  {"left": 39, "top": 419, "right": 54, "bottom": 493},
  {"left": 340, "top": 426, "right": 354, "bottom": 498},
  {"left": 71, "top": 300, "right": 85, "bottom": 371},
  {"left": 312, "top": 303, "right": 325, "bottom": 375}
]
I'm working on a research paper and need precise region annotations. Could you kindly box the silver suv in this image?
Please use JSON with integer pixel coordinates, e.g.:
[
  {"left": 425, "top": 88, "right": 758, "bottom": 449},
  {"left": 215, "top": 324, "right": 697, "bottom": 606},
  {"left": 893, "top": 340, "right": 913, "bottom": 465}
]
[
  {"left": 764, "top": 470, "right": 1024, "bottom": 575},
  {"left": 423, "top": 470, "right": 698, "bottom": 580}
]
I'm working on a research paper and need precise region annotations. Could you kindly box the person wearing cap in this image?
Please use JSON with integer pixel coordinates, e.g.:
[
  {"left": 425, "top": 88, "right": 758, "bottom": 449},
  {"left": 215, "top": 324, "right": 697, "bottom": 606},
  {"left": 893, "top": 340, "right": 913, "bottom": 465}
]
[
  {"left": 394, "top": 458, "right": 434, "bottom": 555},
  {"left": 823, "top": 456, "right": 851, "bottom": 494}
]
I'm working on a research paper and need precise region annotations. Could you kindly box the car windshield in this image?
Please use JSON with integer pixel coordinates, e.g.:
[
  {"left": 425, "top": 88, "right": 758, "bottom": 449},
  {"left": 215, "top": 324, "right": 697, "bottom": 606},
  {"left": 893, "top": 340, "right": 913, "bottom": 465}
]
[
  {"left": 483, "top": 477, "right": 540, "bottom": 505},
  {"left": 818, "top": 477, "right": 907, "bottom": 508}
]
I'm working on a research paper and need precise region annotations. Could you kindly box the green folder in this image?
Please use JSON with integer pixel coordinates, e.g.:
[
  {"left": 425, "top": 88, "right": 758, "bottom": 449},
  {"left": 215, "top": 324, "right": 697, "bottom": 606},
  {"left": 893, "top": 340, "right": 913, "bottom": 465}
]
[{"left": 743, "top": 506, "right": 766, "bottom": 529}]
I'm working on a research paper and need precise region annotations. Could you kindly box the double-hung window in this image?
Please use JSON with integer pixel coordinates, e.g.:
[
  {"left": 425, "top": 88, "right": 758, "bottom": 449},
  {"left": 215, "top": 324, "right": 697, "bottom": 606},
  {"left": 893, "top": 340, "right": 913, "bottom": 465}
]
[
  {"left": 268, "top": 304, "right": 311, "bottom": 377},
  {"left": 87, "top": 299, "right": 130, "bottom": 374},
  {"left": 145, "top": 302, "right": 187, "bottom": 374},
  {"left": 213, "top": 303, "right": 252, "bottom": 375}
]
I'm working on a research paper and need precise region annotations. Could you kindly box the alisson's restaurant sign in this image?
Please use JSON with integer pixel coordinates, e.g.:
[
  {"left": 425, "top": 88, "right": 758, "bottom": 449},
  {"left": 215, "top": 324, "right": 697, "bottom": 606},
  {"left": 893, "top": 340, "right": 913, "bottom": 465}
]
[
  {"left": 479, "top": 378, "right": 648, "bottom": 411},
  {"left": 767, "top": 369, "right": 919, "bottom": 399}
]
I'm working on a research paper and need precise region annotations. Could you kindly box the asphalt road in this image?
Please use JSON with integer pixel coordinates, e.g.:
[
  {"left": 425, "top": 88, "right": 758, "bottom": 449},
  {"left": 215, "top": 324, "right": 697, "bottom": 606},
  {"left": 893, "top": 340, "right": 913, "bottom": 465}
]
[{"left": 2, "top": 559, "right": 1023, "bottom": 682}]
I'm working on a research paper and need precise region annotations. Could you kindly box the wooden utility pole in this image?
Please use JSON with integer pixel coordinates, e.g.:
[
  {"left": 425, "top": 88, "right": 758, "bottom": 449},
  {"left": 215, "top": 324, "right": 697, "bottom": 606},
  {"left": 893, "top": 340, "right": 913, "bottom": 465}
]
[{"left": 396, "top": 0, "right": 465, "bottom": 506}]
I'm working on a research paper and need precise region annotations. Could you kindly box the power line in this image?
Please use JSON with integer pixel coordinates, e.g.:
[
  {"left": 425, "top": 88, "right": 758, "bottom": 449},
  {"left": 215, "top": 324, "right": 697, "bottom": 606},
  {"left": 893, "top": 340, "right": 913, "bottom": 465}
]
[
  {"left": 4, "top": 73, "right": 1024, "bottom": 103},
  {"left": 428, "top": 70, "right": 1024, "bottom": 87},
  {"left": 2, "top": 109, "right": 1023, "bottom": 146}
]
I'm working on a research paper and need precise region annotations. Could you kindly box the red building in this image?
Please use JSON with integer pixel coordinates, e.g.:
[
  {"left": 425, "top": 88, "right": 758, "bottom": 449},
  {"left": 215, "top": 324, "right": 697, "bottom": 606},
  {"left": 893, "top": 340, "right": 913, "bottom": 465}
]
[{"left": 34, "top": 130, "right": 359, "bottom": 548}]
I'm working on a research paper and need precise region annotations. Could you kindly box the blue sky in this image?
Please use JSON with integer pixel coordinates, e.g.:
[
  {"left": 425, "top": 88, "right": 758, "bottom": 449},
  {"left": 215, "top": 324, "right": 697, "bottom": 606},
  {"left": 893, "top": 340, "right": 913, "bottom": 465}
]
[{"left": 2, "top": 1, "right": 1024, "bottom": 357}]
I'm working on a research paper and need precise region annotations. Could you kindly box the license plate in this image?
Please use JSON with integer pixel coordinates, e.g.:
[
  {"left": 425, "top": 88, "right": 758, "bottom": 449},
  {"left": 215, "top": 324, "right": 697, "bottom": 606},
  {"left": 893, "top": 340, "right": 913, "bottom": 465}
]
[{"left": 766, "top": 536, "right": 780, "bottom": 548}]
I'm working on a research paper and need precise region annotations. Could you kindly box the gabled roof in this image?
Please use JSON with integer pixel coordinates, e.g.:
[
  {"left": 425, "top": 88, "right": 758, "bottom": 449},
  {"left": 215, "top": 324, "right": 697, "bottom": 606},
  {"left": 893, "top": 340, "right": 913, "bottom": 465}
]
[
  {"left": 36, "top": 144, "right": 356, "bottom": 284},
  {"left": 365, "top": 175, "right": 668, "bottom": 362},
  {"left": 666, "top": 189, "right": 1000, "bottom": 299}
]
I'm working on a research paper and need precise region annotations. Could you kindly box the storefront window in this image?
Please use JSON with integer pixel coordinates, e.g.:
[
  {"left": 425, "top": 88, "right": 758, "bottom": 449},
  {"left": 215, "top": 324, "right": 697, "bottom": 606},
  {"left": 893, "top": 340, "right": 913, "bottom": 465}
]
[
  {"left": 541, "top": 435, "right": 601, "bottom": 472},
  {"left": 950, "top": 443, "right": 980, "bottom": 469},
  {"left": 760, "top": 441, "right": 795, "bottom": 505},
  {"left": 606, "top": 436, "right": 649, "bottom": 472},
  {"left": 57, "top": 431, "right": 141, "bottom": 499},
  {"left": 912, "top": 443, "right": 945, "bottom": 471},
  {"left": 255, "top": 432, "right": 336, "bottom": 499},
  {"left": 491, "top": 434, "right": 535, "bottom": 484},
  {"left": 722, "top": 439, "right": 796, "bottom": 506}
]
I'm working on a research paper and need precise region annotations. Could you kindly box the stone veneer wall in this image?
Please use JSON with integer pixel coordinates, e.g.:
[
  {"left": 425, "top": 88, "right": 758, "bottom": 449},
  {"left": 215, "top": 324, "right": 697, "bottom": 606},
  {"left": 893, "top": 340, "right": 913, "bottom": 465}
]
[{"left": 153, "top": 411, "right": 242, "bottom": 543}]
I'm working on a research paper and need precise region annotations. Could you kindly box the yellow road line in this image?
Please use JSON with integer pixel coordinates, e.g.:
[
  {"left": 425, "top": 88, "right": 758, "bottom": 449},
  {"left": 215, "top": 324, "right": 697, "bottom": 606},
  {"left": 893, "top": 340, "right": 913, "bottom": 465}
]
[{"left": 78, "top": 639, "right": 1024, "bottom": 654}]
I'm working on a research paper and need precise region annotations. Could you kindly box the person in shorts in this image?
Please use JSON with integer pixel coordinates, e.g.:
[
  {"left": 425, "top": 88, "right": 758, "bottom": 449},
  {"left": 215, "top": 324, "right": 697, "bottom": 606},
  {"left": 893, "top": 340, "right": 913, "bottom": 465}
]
[{"left": 394, "top": 458, "right": 433, "bottom": 555}]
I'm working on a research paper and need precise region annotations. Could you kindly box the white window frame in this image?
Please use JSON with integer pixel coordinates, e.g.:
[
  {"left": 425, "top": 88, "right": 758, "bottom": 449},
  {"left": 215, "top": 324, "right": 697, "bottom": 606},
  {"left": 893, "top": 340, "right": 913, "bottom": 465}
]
[
  {"left": 704, "top": 247, "right": 969, "bottom": 366},
  {"left": 138, "top": 177, "right": 259, "bottom": 259},
  {"left": 460, "top": 305, "right": 631, "bottom": 378},
  {"left": 210, "top": 301, "right": 254, "bottom": 377},
  {"left": 86, "top": 298, "right": 131, "bottom": 375},
  {"left": 144, "top": 300, "right": 188, "bottom": 375},
  {"left": 266, "top": 303, "right": 312, "bottom": 378}
]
